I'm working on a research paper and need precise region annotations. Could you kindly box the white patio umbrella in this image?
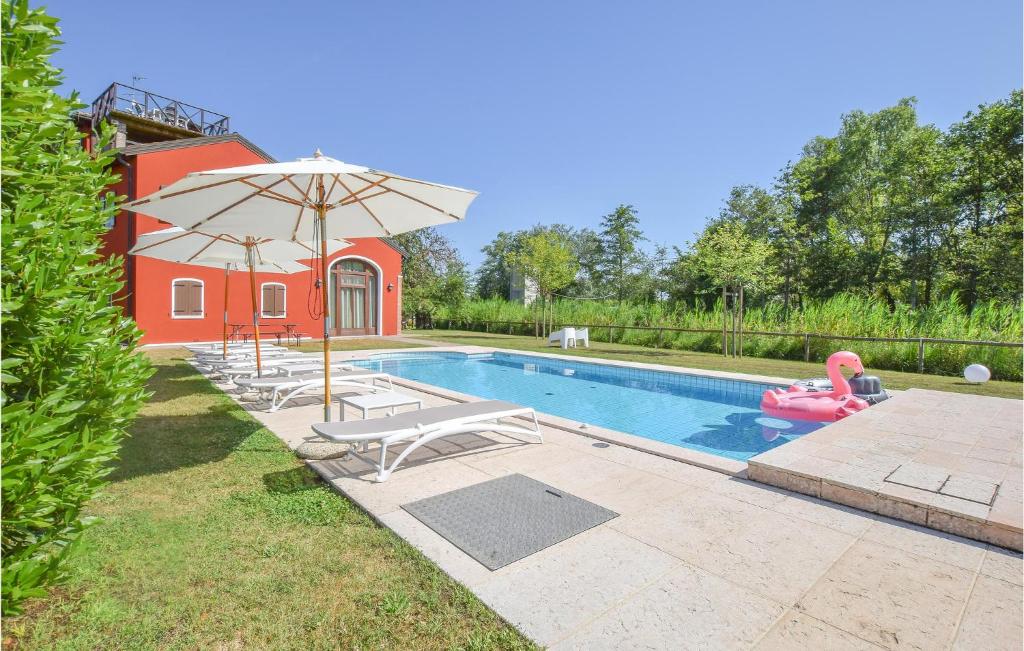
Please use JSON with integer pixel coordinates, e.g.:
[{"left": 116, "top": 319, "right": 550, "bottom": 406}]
[
  {"left": 124, "top": 151, "right": 477, "bottom": 420},
  {"left": 129, "top": 227, "right": 350, "bottom": 369}
]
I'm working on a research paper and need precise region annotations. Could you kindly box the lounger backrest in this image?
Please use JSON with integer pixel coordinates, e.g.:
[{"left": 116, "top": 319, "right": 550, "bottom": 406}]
[
  {"left": 313, "top": 400, "right": 525, "bottom": 439},
  {"left": 237, "top": 368, "right": 382, "bottom": 386}
]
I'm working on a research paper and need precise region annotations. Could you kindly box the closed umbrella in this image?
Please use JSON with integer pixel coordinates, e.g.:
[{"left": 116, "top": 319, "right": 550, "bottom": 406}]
[
  {"left": 130, "top": 227, "right": 350, "bottom": 369},
  {"left": 124, "top": 152, "right": 477, "bottom": 421}
]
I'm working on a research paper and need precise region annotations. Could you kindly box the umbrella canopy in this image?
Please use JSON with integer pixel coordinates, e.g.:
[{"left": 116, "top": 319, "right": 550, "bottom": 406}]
[
  {"left": 130, "top": 227, "right": 349, "bottom": 270},
  {"left": 190, "top": 256, "right": 308, "bottom": 274},
  {"left": 124, "top": 152, "right": 478, "bottom": 421},
  {"left": 130, "top": 227, "right": 350, "bottom": 364},
  {"left": 123, "top": 153, "right": 477, "bottom": 240}
]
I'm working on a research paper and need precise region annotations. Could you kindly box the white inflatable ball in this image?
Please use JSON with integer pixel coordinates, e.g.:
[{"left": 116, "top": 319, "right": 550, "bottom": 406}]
[{"left": 964, "top": 364, "right": 991, "bottom": 384}]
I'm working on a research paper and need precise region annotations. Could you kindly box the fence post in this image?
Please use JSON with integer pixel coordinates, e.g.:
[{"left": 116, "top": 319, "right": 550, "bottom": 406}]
[
  {"left": 508, "top": 322, "right": 513, "bottom": 335},
  {"left": 803, "top": 334, "right": 810, "bottom": 362},
  {"left": 656, "top": 328, "right": 664, "bottom": 349},
  {"left": 917, "top": 338, "right": 925, "bottom": 373},
  {"left": 722, "top": 286, "right": 728, "bottom": 358},
  {"left": 484, "top": 321, "right": 489, "bottom": 333}
]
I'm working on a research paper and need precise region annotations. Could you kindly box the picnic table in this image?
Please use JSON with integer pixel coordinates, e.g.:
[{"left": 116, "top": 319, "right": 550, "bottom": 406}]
[{"left": 228, "top": 323, "right": 303, "bottom": 346}]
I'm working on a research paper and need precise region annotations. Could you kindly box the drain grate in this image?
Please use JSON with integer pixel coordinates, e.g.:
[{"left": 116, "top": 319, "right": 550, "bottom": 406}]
[{"left": 402, "top": 474, "right": 618, "bottom": 570}]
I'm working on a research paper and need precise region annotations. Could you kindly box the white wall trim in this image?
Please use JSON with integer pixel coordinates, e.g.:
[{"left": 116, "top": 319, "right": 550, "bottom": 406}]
[
  {"left": 259, "top": 281, "right": 287, "bottom": 318},
  {"left": 329, "top": 255, "right": 383, "bottom": 335},
  {"left": 171, "top": 277, "right": 204, "bottom": 319}
]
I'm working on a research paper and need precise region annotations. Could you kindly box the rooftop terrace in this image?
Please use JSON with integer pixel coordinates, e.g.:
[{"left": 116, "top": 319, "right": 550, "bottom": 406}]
[{"left": 90, "top": 82, "right": 230, "bottom": 142}]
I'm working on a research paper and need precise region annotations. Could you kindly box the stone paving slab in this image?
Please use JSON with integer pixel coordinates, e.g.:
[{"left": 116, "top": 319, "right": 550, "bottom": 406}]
[
  {"left": 940, "top": 475, "right": 999, "bottom": 505},
  {"left": 885, "top": 462, "right": 949, "bottom": 492},
  {"left": 749, "top": 388, "right": 1023, "bottom": 551},
  {"left": 201, "top": 345, "right": 1022, "bottom": 649}
]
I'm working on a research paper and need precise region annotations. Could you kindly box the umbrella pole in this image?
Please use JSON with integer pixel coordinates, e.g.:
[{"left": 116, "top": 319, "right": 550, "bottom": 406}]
[
  {"left": 223, "top": 263, "right": 230, "bottom": 359},
  {"left": 246, "top": 243, "right": 263, "bottom": 377},
  {"left": 317, "top": 177, "right": 331, "bottom": 422}
]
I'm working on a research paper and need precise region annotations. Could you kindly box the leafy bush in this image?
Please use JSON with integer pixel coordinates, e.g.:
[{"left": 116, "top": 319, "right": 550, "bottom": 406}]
[
  {"left": 1, "top": 0, "right": 153, "bottom": 614},
  {"left": 432, "top": 295, "right": 1023, "bottom": 380}
]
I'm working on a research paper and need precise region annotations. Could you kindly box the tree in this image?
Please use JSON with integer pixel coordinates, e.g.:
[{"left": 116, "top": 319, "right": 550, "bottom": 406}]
[
  {"left": 391, "top": 227, "right": 468, "bottom": 327},
  {"left": 475, "top": 92, "right": 1023, "bottom": 317},
  {"left": 505, "top": 231, "right": 579, "bottom": 335},
  {"left": 688, "top": 221, "right": 777, "bottom": 294},
  {"left": 710, "top": 185, "right": 800, "bottom": 309},
  {"left": 633, "top": 244, "right": 670, "bottom": 302},
  {"left": 562, "top": 227, "right": 604, "bottom": 298},
  {"left": 1, "top": 0, "right": 153, "bottom": 614},
  {"left": 943, "top": 90, "right": 1023, "bottom": 309},
  {"left": 474, "top": 223, "right": 604, "bottom": 299},
  {"left": 474, "top": 230, "right": 518, "bottom": 299},
  {"left": 597, "top": 204, "right": 646, "bottom": 302},
  {"left": 776, "top": 97, "right": 994, "bottom": 309},
  {"left": 686, "top": 221, "right": 777, "bottom": 355}
]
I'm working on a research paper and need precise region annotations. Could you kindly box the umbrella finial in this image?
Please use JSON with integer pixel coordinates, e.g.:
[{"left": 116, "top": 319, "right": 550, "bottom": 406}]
[{"left": 313, "top": 148, "right": 323, "bottom": 158}]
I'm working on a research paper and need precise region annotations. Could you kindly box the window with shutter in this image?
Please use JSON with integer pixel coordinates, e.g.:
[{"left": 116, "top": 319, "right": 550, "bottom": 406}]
[
  {"left": 171, "top": 279, "right": 204, "bottom": 318},
  {"left": 261, "top": 283, "right": 286, "bottom": 318}
]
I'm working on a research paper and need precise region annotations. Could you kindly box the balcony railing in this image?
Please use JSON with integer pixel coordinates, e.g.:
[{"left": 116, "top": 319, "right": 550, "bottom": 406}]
[{"left": 90, "top": 82, "right": 230, "bottom": 136}]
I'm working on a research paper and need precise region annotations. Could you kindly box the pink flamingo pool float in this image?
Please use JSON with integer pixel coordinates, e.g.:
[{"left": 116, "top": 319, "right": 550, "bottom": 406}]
[{"left": 761, "top": 351, "right": 870, "bottom": 422}]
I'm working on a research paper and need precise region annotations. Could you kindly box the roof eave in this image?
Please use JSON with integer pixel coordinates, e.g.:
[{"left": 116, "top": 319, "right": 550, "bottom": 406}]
[{"left": 116, "top": 133, "right": 276, "bottom": 163}]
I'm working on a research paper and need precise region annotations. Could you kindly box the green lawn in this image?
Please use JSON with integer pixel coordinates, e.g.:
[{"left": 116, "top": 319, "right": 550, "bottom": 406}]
[
  {"left": 3, "top": 348, "right": 533, "bottom": 650},
  {"left": 407, "top": 329, "right": 1023, "bottom": 400},
  {"left": 292, "top": 337, "right": 428, "bottom": 354}
]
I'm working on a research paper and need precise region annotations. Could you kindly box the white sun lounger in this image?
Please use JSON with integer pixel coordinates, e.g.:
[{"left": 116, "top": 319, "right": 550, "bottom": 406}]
[
  {"left": 203, "top": 352, "right": 318, "bottom": 368},
  {"left": 193, "top": 346, "right": 290, "bottom": 359},
  {"left": 195, "top": 351, "right": 309, "bottom": 370},
  {"left": 217, "top": 359, "right": 352, "bottom": 380},
  {"left": 548, "top": 327, "right": 589, "bottom": 349},
  {"left": 186, "top": 342, "right": 284, "bottom": 354},
  {"left": 192, "top": 350, "right": 289, "bottom": 362},
  {"left": 234, "top": 369, "right": 393, "bottom": 411},
  {"left": 311, "top": 400, "right": 542, "bottom": 481}
]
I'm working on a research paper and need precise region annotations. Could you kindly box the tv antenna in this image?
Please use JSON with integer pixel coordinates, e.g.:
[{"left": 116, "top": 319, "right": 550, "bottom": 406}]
[{"left": 126, "top": 75, "right": 147, "bottom": 106}]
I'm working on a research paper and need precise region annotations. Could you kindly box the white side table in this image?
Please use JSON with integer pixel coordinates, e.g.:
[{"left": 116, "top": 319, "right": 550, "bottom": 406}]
[{"left": 339, "top": 391, "right": 423, "bottom": 421}]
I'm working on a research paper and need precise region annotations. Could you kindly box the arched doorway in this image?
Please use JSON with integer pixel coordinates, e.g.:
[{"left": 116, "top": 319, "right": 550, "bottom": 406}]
[{"left": 329, "top": 258, "right": 379, "bottom": 336}]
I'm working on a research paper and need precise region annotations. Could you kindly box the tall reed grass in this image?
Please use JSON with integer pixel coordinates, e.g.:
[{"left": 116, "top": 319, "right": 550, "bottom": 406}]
[{"left": 432, "top": 295, "right": 1023, "bottom": 380}]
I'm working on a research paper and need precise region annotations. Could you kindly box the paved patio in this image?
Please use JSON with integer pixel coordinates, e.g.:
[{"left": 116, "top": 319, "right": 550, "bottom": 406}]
[
  {"left": 749, "top": 389, "right": 1023, "bottom": 551},
  {"left": 215, "top": 352, "right": 1024, "bottom": 650}
]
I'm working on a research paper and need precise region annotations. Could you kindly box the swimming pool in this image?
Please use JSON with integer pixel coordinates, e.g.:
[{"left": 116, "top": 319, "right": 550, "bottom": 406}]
[{"left": 352, "top": 351, "right": 824, "bottom": 461}]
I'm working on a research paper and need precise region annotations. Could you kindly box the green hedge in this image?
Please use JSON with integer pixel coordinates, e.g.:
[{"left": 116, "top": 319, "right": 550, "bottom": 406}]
[
  {"left": 1, "top": 1, "right": 153, "bottom": 614},
  {"left": 433, "top": 296, "right": 1023, "bottom": 380}
]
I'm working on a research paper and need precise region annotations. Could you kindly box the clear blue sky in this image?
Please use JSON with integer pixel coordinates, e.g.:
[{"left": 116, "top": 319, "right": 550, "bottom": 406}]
[{"left": 49, "top": 0, "right": 1021, "bottom": 269}]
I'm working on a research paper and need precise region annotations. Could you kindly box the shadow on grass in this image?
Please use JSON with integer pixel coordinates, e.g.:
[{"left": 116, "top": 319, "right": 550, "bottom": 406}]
[
  {"left": 137, "top": 356, "right": 208, "bottom": 401},
  {"left": 109, "top": 360, "right": 265, "bottom": 483},
  {"left": 262, "top": 467, "right": 321, "bottom": 494}
]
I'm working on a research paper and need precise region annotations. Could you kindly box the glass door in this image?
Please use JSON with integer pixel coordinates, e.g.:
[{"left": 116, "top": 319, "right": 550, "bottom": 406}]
[{"left": 330, "top": 260, "right": 377, "bottom": 335}]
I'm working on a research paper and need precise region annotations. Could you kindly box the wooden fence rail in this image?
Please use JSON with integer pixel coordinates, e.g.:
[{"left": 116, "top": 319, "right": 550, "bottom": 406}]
[{"left": 440, "top": 318, "right": 1022, "bottom": 374}]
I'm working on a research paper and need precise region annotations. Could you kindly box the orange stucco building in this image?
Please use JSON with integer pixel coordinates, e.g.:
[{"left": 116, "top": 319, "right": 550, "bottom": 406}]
[{"left": 81, "top": 83, "right": 403, "bottom": 345}]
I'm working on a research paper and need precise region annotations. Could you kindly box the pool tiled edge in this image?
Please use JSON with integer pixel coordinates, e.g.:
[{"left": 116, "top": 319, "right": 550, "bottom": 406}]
[
  {"left": 387, "top": 374, "right": 748, "bottom": 476},
  {"left": 348, "top": 346, "right": 801, "bottom": 471}
]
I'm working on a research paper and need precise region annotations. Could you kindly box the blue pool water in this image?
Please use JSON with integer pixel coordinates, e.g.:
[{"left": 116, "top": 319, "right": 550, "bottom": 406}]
[{"left": 352, "top": 352, "right": 824, "bottom": 461}]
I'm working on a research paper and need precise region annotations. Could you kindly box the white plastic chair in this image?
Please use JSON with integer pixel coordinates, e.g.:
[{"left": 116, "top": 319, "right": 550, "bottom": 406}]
[
  {"left": 575, "top": 327, "right": 590, "bottom": 348},
  {"left": 548, "top": 327, "right": 575, "bottom": 348},
  {"left": 548, "top": 327, "right": 588, "bottom": 348}
]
